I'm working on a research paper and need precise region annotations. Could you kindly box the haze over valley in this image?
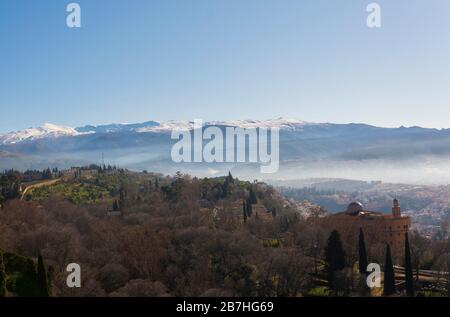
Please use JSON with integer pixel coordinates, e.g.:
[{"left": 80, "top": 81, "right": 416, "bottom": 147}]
[{"left": 2, "top": 118, "right": 450, "bottom": 185}]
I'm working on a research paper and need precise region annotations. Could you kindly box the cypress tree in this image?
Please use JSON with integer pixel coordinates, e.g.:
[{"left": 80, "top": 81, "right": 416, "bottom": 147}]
[
  {"left": 37, "top": 254, "right": 50, "bottom": 297},
  {"left": 112, "top": 200, "right": 119, "bottom": 211},
  {"left": 0, "top": 250, "right": 7, "bottom": 297},
  {"left": 404, "top": 232, "right": 414, "bottom": 297},
  {"left": 249, "top": 187, "right": 258, "bottom": 204},
  {"left": 358, "top": 228, "right": 368, "bottom": 274},
  {"left": 243, "top": 199, "right": 247, "bottom": 223},
  {"left": 246, "top": 198, "right": 253, "bottom": 217},
  {"left": 383, "top": 244, "right": 396, "bottom": 296},
  {"left": 271, "top": 207, "right": 277, "bottom": 218},
  {"left": 325, "top": 230, "right": 346, "bottom": 288},
  {"left": 119, "top": 188, "right": 126, "bottom": 211},
  {"left": 220, "top": 173, "right": 233, "bottom": 199}
]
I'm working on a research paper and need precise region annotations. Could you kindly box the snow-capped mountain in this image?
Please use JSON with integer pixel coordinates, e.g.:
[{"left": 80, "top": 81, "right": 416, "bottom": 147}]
[
  {"left": 135, "top": 118, "right": 316, "bottom": 133},
  {"left": 208, "top": 118, "right": 314, "bottom": 130},
  {"left": 0, "top": 123, "right": 87, "bottom": 145},
  {"left": 3, "top": 118, "right": 450, "bottom": 184},
  {"left": 0, "top": 118, "right": 316, "bottom": 145}
]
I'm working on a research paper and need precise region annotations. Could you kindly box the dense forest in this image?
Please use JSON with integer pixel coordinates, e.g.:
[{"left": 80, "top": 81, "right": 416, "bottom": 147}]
[{"left": 0, "top": 167, "right": 449, "bottom": 297}]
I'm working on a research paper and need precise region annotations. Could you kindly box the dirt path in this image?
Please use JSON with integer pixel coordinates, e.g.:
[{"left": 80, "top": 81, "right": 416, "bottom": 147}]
[{"left": 20, "top": 179, "right": 61, "bottom": 200}]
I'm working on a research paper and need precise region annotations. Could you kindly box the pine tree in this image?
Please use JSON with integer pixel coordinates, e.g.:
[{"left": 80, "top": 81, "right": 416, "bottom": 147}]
[
  {"left": 37, "top": 254, "right": 50, "bottom": 297},
  {"left": 0, "top": 250, "right": 7, "bottom": 297},
  {"left": 358, "top": 228, "right": 368, "bottom": 274},
  {"left": 325, "top": 230, "right": 346, "bottom": 288},
  {"left": 404, "top": 232, "right": 414, "bottom": 297},
  {"left": 383, "top": 244, "right": 396, "bottom": 296}
]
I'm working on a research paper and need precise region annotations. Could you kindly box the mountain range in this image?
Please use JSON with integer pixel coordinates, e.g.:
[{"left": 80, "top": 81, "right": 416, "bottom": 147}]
[
  {"left": 2, "top": 118, "right": 450, "bottom": 184},
  {"left": 0, "top": 119, "right": 314, "bottom": 144}
]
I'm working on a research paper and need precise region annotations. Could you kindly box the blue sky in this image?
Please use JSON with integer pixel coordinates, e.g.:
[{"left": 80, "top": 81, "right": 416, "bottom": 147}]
[{"left": 1, "top": 0, "right": 449, "bottom": 132}]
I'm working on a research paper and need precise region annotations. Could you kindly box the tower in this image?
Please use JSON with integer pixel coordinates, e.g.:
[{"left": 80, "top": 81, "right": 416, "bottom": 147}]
[{"left": 392, "top": 198, "right": 401, "bottom": 218}]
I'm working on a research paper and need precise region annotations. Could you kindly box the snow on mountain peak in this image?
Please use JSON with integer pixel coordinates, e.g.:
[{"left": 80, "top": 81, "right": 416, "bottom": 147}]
[
  {"left": 41, "top": 123, "right": 78, "bottom": 133},
  {"left": 136, "top": 118, "right": 315, "bottom": 132},
  {"left": 0, "top": 119, "right": 317, "bottom": 145},
  {"left": 208, "top": 118, "right": 312, "bottom": 130},
  {"left": 136, "top": 120, "right": 195, "bottom": 132},
  {"left": 0, "top": 123, "right": 83, "bottom": 145}
]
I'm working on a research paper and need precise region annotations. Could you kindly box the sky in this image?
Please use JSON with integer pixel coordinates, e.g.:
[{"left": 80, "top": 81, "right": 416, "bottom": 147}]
[{"left": 0, "top": 0, "right": 449, "bottom": 133}]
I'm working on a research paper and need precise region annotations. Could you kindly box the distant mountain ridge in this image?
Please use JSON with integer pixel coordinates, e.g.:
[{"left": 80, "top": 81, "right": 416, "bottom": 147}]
[
  {"left": 2, "top": 118, "right": 450, "bottom": 184},
  {"left": 0, "top": 118, "right": 318, "bottom": 145}
]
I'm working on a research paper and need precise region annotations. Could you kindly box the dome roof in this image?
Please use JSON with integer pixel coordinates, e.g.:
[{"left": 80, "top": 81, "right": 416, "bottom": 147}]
[{"left": 346, "top": 201, "right": 364, "bottom": 215}]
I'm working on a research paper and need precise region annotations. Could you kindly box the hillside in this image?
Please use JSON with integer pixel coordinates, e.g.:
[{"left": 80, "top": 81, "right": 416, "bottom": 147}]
[{"left": 1, "top": 167, "right": 327, "bottom": 296}]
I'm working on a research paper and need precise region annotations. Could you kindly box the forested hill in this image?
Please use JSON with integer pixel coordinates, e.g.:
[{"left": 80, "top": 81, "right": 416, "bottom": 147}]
[{"left": 0, "top": 167, "right": 327, "bottom": 297}]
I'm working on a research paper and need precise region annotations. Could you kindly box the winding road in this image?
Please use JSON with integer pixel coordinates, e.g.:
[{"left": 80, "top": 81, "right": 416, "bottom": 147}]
[{"left": 20, "top": 178, "right": 61, "bottom": 200}]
